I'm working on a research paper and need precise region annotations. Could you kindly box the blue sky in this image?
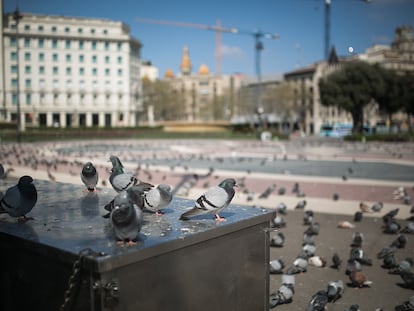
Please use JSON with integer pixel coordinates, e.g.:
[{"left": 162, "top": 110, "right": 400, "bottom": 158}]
[{"left": 3, "top": 0, "right": 414, "bottom": 78}]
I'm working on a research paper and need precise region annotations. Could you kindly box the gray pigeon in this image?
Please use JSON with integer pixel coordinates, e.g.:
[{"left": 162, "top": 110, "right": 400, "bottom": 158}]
[
  {"left": 270, "top": 232, "right": 285, "bottom": 247},
  {"left": 389, "top": 257, "right": 414, "bottom": 275},
  {"left": 303, "top": 210, "right": 314, "bottom": 225},
  {"left": 395, "top": 295, "right": 414, "bottom": 311},
  {"left": 351, "top": 232, "right": 364, "bottom": 248},
  {"left": 400, "top": 222, "right": 414, "bottom": 234},
  {"left": 269, "top": 258, "right": 285, "bottom": 274},
  {"left": 306, "top": 290, "right": 328, "bottom": 311},
  {"left": 110, "top": 190, "right": 143, "bottom": 246},
  {"left": 269, "top": 274, "right": 295, "bottom": 308},
  {"left": 399, "top": 271, "right": 414, "bottom": 289},
  {"left": 80, "top": 161, "right": 99, "bottom": 192},
  {"left": 0, "top": 175, "right": 37, "bottom": 223},
  {"left": 331, "top": 252, "right": 342, "bottom": 270},
  {"left": 272, "top": 215, "right": 286, "bottom": 228},
  {"left": 109, "top": 155, "right": 153, "bottom": 193},
  {"left": 344, "top": 305, "right": 360, "bottom": 311},
  {"left": 179, "top": 178, "right": 237, "bottom": 221},
  {"left": 142, "top": 184, "right": 173, "bottom": 215},
  {"left": 326, "top": 279, "right": 344, "bottom": 303},
  {"left": 371, "top": 201, "right": 383, "bottom": 212},
  {"left": 286, "top": 256, "right": 308, "bottom": 274},
  {"left": 295, "top": 199, "right": 307, "bottom": 209},
  {"left": 275, "top": 202, "right": 287, "bottom": 215}
]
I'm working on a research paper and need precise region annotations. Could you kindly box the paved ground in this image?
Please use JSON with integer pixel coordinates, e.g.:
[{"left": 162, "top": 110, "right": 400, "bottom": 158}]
[{"left": 1, "top": 137, "right": 414, "bottom": 310}]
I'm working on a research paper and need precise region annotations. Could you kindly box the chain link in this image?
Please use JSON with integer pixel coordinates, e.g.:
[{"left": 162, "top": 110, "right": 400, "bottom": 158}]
[{"left": 59, "top": 248, "right": 104, "bottom": 311}]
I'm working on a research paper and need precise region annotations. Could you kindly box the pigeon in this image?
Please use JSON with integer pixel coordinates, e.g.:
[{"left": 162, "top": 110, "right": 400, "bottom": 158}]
[
  {"left": 389, "top": 257, "right": 414, "bottom": 274},
  {"left": 109, "top": 155, "right": 152, "bottom": 193},
  {"left": 295, "top": 199, "right": 307, "bottom": 210},
  {"left": 304, "top": 222, "right": 320, "bottom": 236},
  {"left": 400, "top": 222, "right": 414, "bottom": 234},
  {"left": 399, "top": 271, "right": 414, "bottom": 289},
  {"left": 332, "top": 193, "right": 340, "bottom": 201},
  {"left": 0, "top": 175, "right": 37, "bottom": 223},
  {"left": 349, "top": 270, "right": 372, "bottom": 288},
  {"left": 338, "top": 220, "right": 355, "bottom": 229},
  {"left": 142, "top": 184, "right": 173, "bottom": 215},
  {"left": 345, "top": 259, "right": 362, "bottom": 275},
  {"left": 269, "top": 259, "right": 285, "bottom": 274},
  {"left": 371, "top": 202, "right": 383, "bottom": 212},
  {"left": 344, "top": 304, "right": 360, "bottom": 311},
  {"left": 308, "top": 256, "right": 327, "bottom": 268},
  {"left": 383, "top": 208, "right": 399, "bottom": 223},
  {"left": 306, "top": 290, "right": 328, "bottom": 311},
  {"left": 349, "top": 248, "right": 372, "bottom": 266},
  {"left": 326, "top": 279, "right": 344, "bottom": 303},
  {"left": 286, "top": 257, "right": 308, "bottom": 274},
  {"left": 303, "top": 210, "right": 314, "bottom": 225},
  {"left": 395, "top": 295, "right": 414, "bottom": 311},
  {"left": 383, "top": 218, "right": 401, "bottom": 234},
  {"left": 110, "top": 190, "right": 143, "bottom": 246},
  {"left": 300, "top": 244, "right": 317, "bottom": 259},
  {"left": 350, "top": 232, "right": 364, "bottom": 248},
  {"left": 292, "top": 182, "right": 300, "bottom": 194},
  {"left": 269, "top": 274, "right": 295, "bottom": 308},
  {"left": 275, "top": 202, "right": 287, "bottom": 215},
  {"left": 80, "top": 161, "right": 99, "bottom": 192},
  {"left": 331, "top": 253, "right": 342, "bottom": 270},
  {"left": 353, "top": 211, "right": 363, "bottom": 222},
  {"left": 381, "top": 251, "right": 397, "bottom": 269},
  {"left": 179, "top": 178, "right": 237, "bottom": 221},
  {"left": 377, "top": 246, "right": 397, "bottom": 259},
  {"left": 278, "top": 187, "right": 286, "bottom": 195},
  {"left": 303, "top": 233, "right": 315, "bottom": 246},
  {"left": 390, "top": 234, "right": 407, "bottom": 249},
  {"left": 270, "top": 232, "right": 285, "bottom": 247},
  {"left": 359, "top": 202, "right": 371, "bottom": 213},
  {"left": 272, "top": 215, "right": 286, "bottom": 228},
  {"left": 258, "top": 183, "right": 276, "bottom": 199}
]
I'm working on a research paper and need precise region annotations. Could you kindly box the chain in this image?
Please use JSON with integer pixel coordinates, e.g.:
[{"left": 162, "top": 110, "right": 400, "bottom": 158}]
[{"left": 59, "top": 248, "right": 104, "bottom": 311}]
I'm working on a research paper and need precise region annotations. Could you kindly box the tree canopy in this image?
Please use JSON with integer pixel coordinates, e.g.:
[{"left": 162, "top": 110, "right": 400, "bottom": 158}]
[{"left": 319, "top": 61, "right": 384, "bottom": 134}]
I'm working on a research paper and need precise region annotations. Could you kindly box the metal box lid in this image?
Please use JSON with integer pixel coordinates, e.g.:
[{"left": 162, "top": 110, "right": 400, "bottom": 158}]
[{"left": 0, "top": 180, "right": 275, "bottom": 273}]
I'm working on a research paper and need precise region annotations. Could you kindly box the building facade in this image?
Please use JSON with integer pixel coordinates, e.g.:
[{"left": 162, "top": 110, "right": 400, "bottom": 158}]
[
  {"left": 0, "top": 9, "right": 142, "bottom": 129},
  {"left": 284, "top": 25, "right": 414, "bottom": 136}
]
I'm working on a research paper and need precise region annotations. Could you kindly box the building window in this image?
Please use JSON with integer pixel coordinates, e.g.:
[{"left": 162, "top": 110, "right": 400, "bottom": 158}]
[
  {"left": 25, "top": 79, "right": 31, "bottom": 88},
  {"left": 10, "top": 51, "right": 17, "bottom": 61},
  {"left": 92, "top": 68, "right": 97, "bottom": 76},
  {"left": 79, "top": 55, "right": 84, "bottom": 62},
  {"left": 25, "top": 65, "right": 31, "bottom": 74},
  {"left": 65, "top": 27, "right": 70, "bottom": 33},
  {"left": 93, "top": 80, "right": 98, "bottom": 88},
  {"left": 26, "top": 93, "right": 31, "bottom": 105},
  {"left": 91, "top": 28, "right": 95, "bottom": 34},
  {"left": 53, "top": 66, "right": 58, "bottom": 75},
  {"left": 24, "top": 24, "right": 30, "bottom": 31},
  {"left": 66, "top": 54, "right": 71, "bottom": 62},
  {"left": 105, "top": 56, "right": 110, "bottom": 63},
  {"left": 53, "top": 80, "right": 59, "bottom": 88},
  {"left": 117, "top": 42, "right": 122, "bottom": 51},
  {"left": 10, "top": 37, "right": 17, "bottom": 47},
  {"left": 39, "top": 66, "right": 45, "bottom": 74},
  {"left": 66, "top": 67, "right": 72, "bottom": 75},
  {"left": 53, "top": 53, "right": 58, "bottom": 62},
  {"left": 65, "top": 40, "right": 71, "bottom": 49},
  {"left": 38, "top": 38, "right": 44, "bottom": 48},
  {"left": 117, "top": 56, "right": 122, "bottom": 64},
  {"left": 38, "top": 25, "right": 44, "bottom": 32},
  {"left": 79, "top": 41, "right": 84, "bottom": 49},
  {"left": 117, "top": 69, "right": 123, "bottom": 76},
  {"left": 103, "top": 29, "right": 108, "bottom": 35},
  {"left": 92, "top": 41, "right": 97, "bottom": 50},
  {"left": 66, "top": 80, "right": 72, "bottom": 88},
  {"left": 92, "top": 55, "right": 97, "bottom": 63},
  {"left": 105, "top": 42, "right": 110, "bottom": 51},
  {"left": 80, "top": 80, "right": 85, "bottom": 89},
  {"left": 24, "top": 52, "right": 31, "bottom": 61},
  {"left": 105, "top": 68, "right": 110, "bottom": 76},
  {"left": 24, "top": 38, "right": 30, "bottom": 48},
  {"left": 38, "top": 52, "right": 45, "bottom": 61},
  {"left": 39, "top": 79, "right": 45, "bottom": 89},
  {"left": 52, "top": 26, "right": 57, "bottom": 32},
  {"left": 11, "top": 65, "right": 17, "bottom": 74},
  {"left": 78, "top": 28, "right": 83, "bottom": 34},
  {"left": 79, "top": 68, "right": 85, "bottom": 75},
  {"left": 52, "top": 39, "right": 58, "bottom": 49},
  {"left": 11, "top": 78, "right": 18, "bottom": 87},
  {"left": 12, "top": 93, "right": 18, "bottom": 105}
]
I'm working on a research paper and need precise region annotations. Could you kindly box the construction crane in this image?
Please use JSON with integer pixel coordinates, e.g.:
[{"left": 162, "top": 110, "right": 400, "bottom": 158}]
[{"left": 324, "top": 0, "right": 371, "bottom": 60}]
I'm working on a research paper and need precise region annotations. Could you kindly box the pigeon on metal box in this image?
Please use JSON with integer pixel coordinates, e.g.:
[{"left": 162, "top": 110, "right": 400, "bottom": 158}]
[
  {"left": 110, "top": 190, "right": 143, "bottom": 246},
  {"left": 142, "top": 184, "right": 173, "bottom": 215},
  {"left": 0, "top": 175, "right": 37, "bottom": 223},
  {"left": 109, "top": 155, "right": 153, "bottom": 193},
  {"left": 179, "top": 178, "right": 237, "bottom": 221},
  {"left": 80, "top": 161, "right": 99, "bottom": 192}
]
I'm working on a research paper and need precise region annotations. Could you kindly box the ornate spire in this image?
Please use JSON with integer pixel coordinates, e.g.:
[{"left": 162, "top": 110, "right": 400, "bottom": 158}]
[{"left": 180, "top": 45, "right": 192, "bottom": 76}]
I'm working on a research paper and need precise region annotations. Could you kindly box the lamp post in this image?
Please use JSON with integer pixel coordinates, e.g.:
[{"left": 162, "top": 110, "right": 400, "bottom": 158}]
[{"left": 13, "top": 6, "right": 22, "bottom": 143}]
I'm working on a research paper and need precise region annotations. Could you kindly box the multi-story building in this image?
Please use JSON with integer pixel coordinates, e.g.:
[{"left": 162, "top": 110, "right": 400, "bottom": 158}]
[
  {"left": 283, "top": 25, "right": 414, "bottom": 135},
  {"left": 0, "top": 6, "right": 142, "bottom": 129}
]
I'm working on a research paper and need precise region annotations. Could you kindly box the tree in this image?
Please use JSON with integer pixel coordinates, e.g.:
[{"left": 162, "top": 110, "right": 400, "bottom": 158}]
[{"left": 319, "top": 61, "right": 384, "bottom": 134}]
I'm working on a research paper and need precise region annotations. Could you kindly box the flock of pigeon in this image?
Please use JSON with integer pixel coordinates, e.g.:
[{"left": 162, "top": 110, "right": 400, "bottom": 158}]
[
  {"left": 267, "top": 194, "right": 414, "bottom": 310},
  {"left": 0, "top": 156, "right": 238, "bottom": 247}
]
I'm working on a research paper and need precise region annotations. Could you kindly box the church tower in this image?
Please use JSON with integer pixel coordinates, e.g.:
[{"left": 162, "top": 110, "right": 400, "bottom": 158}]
[{"left": 180, "top": 45, "right": 192, "bottom": 76}]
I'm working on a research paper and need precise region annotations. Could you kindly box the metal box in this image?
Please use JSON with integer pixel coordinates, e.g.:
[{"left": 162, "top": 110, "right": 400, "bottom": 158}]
[{"left": 0, "top": 180, "right": 275, "bottom": 311}]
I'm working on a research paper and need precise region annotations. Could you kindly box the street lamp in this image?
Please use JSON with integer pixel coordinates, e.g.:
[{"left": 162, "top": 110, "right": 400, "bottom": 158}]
[{"left": 13, "top": 5, "right": 22, "bottom": 143}]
